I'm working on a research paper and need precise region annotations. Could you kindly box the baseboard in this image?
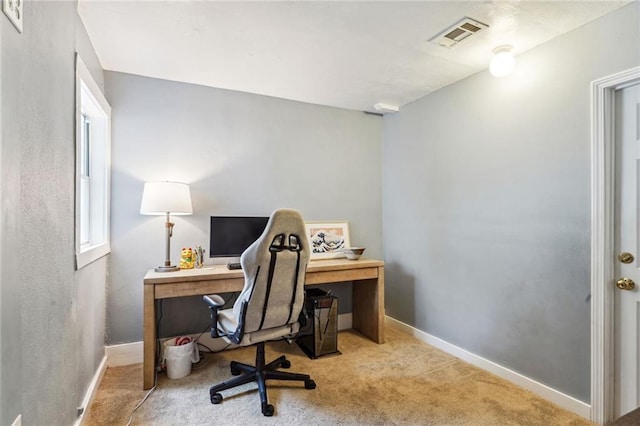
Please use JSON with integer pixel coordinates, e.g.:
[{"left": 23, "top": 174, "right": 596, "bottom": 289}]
[
  {"left": 94, "top": 315, "right": 591, "bottom": 420},
  {"left": 75, "top": 355, "right": 108, "bottom": 426},
  {"left": 105, "top": 341, "right": 143, "bottom": 366},
  {"left": 385, "top": 315, "right": 591, "bottom": 420},
  {"left": 337, "top": 312, "right": 352, "bottom": 330},
  {"left": 104, "top": 313, "right": 354, "bottom": 367}
]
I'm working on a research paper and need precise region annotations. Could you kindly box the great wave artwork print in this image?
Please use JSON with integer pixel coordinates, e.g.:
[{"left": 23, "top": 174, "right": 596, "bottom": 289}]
[{"left": 304, "top": 222, "right": 351, "bottom": 260}]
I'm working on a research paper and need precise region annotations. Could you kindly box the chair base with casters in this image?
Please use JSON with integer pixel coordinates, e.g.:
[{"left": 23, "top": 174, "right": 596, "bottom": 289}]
[{"left": 209, "top": 341, "right": 316, "bottom": 416}]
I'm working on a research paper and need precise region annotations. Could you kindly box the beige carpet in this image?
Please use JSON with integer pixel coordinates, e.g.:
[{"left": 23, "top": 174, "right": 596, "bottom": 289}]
[{"left": 85, "top": 326, "right": 593, "bottom": 425}]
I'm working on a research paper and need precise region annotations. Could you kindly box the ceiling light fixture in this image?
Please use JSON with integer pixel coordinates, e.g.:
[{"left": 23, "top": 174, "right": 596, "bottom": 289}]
[
  {"left": 489, "top": 45, "right": 515, "bottom": 78},
  {"left": 374, "top": 103, "right": 399, "bottom": 114}
]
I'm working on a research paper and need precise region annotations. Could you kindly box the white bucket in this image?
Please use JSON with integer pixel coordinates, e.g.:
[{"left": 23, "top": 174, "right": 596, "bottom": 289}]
[{"left": 163, "top": 337, "right": 200, "bottom": 379}]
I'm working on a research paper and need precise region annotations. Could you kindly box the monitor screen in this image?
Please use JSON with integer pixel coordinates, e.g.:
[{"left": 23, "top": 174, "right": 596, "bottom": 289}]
[{"left": 209, "top": 216, "right": 269, "bottom": 258}]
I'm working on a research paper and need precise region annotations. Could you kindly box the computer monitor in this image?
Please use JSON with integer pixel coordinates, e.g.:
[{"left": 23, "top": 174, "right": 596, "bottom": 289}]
[{"left": 209, "top": 216, "right": 269, "bottom": 262}]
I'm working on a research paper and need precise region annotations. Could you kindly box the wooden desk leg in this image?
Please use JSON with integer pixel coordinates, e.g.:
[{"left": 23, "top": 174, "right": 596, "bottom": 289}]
[
  {"left": 143, "top": 285, "right": 156, "bottom": 390},
  {"left": 352, "top": 266, "right": 385, "bottom": 344}
]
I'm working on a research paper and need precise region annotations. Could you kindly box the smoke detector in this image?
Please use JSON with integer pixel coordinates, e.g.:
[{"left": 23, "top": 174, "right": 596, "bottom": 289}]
[{"left": 430, "top": 17, "right": 488, "bottom": 48}]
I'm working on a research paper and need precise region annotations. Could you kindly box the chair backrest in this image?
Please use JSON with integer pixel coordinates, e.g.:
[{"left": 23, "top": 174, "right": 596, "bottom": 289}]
[{"left": 231, "top": 208, "right": 310, "bottom": 337}]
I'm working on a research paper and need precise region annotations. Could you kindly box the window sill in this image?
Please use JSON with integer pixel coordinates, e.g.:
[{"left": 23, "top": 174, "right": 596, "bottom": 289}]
[{"left": 76, "top": 242, "right": 110, "bottom": 270}]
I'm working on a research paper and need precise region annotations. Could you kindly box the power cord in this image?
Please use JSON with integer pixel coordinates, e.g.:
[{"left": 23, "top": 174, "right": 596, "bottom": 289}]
[
  {"left": 125, "top": 299, "right": 163, "bottom": 426},
  {"left": 127, "top": 293, "right": 238, "bottom": 422},
  {"left": 193, "top": 323, "right": 231, "bottom": 359},
  {"left": 155, "top": 300, "right": 164, "bottom": 371},
  {"left": 125, "top": 370, "right": 157, "bottom": 426}
]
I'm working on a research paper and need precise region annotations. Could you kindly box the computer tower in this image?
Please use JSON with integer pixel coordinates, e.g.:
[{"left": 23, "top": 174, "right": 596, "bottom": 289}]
[{"left": 296, "top": 288, "right": 340, "bottom": 358}]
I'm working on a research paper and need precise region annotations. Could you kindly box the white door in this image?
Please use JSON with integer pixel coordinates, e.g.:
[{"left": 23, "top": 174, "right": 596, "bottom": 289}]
[{"left": 614, "top": 83, "right": 640, "bottom": 418}]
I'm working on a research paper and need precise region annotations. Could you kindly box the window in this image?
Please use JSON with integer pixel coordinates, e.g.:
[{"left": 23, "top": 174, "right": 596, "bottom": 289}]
[{"left": 75, "top": 55, "right": 111, "bottom": 269}]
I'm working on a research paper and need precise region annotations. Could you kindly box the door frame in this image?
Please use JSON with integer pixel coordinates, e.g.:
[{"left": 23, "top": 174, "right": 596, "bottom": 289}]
[{"left": 591, "top": 66, "right": 640, "bottom": 424}]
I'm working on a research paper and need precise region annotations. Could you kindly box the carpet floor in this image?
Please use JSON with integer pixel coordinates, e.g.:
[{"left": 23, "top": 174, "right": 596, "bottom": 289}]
[{"left": 84, "top": 326, "right": 593, "bottom": 425}]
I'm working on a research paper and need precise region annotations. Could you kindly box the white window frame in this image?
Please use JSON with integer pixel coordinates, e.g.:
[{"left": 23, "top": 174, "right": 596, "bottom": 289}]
[{"left": 75, "top": 55, "right": 111, "bottom": 269}]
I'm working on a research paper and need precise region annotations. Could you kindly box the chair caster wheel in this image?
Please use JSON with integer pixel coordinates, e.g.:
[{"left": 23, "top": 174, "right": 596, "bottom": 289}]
[
  {"left": 281, "top": 359, "right": 291, "bottom": 368},
  {"left": 305, "top": 379, "right": 316, "bottom": 390},
  {"left": 262, "top": 403, "right": 274, "bottom": 416},
  {"left": 230, "top": 362, "right": 241, "bottom": 376},
  {"left": 210, "top": 393, "right": 223, "bottom": 404}
]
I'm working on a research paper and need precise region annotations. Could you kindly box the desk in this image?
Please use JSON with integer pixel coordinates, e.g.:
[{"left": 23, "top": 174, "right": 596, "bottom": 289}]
[{"left": 143, "top": 258, "right": 385, "bottom": 389}]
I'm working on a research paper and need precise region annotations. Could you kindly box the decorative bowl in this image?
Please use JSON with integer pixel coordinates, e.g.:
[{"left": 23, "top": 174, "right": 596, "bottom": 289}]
[{"left": 342, "top": 247, "right": 366, "bottom": 260}]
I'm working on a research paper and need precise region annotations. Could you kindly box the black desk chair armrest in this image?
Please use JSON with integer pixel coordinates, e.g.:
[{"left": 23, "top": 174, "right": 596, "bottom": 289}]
[
  {"left": 204, "top": 294, "right": 225, "bottom": 308},
  {"left": 204, "top": 294, "right": 225, "bottom": 338}
]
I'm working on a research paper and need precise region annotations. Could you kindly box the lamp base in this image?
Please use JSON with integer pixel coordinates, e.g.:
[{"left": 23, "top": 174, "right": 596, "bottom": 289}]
[{"left": 155, "top": 265, "right": 180, "bottom": 273}]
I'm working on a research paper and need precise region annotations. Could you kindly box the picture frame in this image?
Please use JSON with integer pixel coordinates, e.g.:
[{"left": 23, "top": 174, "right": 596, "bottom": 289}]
[{"left": 305, "top": 221, "right": 351, "bottom": 260}]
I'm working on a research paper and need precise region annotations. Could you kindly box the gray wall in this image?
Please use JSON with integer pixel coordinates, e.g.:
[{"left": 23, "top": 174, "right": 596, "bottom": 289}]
[
  {"left": 105, "top": 71, "right": 383, "bottom": 343},
  {"left": 1, "top": 2, "right": 107, "bottom": 425},
  {"left": 383, "top": 2, "right": 640, "bottom": 403}
]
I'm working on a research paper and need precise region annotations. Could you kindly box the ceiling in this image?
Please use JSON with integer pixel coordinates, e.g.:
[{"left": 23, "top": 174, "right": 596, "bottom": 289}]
[{"left": 78, "top": 1, "right": 630, "bottom": 113}]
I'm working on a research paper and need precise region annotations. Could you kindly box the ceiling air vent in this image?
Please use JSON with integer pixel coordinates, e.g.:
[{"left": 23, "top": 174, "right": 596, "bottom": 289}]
[{"left": 430, "top": 17, "right": 489, "bottom": 48}]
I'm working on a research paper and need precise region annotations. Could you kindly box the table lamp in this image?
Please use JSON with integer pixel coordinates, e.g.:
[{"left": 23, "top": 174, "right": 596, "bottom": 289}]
[{"left": 140, "top": 181, "right": 193, "bottom": 272}]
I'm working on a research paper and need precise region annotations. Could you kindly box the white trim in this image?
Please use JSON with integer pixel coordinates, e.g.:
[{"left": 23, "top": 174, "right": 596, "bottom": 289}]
[
  {"left": 104, "top": 313, "right": 354, "bottom": 367},
  {"left": 105, "top": 314, "right": 591, "bottom": 417},
  {"left": 75, "top": 56, "right": 111, "bottom": 120},
  {"left": 75, "top": 242, "right": 110, "bottom": 270},
  {"left": 75, "top": 355, "right": 107, "bottom": 426},
  {"left": 385, "top": 315, "right": 591, "bottom": 419},
  {"left": 591, "top": 66, "right": 640, "bottom": 425},
  {"left": 106, "top": 341, "right": 144, "bottom": 367},
  {"left": 74, "top": 55, "right": 111, "bottom": 270},
  {"left": 337, "top": 312, "right": 352, "bottom": 330}
]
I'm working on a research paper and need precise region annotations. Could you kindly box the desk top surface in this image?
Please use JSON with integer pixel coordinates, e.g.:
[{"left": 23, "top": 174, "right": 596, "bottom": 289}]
[{"left": 144, "top": 257, "right": 384, "bottom": 285}]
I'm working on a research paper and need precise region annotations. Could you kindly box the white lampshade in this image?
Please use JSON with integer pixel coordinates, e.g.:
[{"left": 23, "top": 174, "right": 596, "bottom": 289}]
[
  {"left": 140, "top": 181, "right": 193, "bottom": 215},
  {"left": 489, "top": 45, "right": 515, "bottom": 78}
]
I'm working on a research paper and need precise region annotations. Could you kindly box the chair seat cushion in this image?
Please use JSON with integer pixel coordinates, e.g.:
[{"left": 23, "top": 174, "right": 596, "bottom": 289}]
[{"left": 218, "top": 309, "right": 300, "bottom": 346}]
